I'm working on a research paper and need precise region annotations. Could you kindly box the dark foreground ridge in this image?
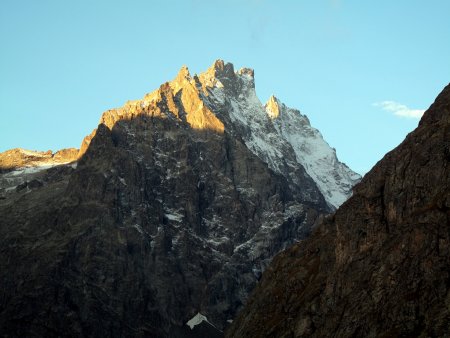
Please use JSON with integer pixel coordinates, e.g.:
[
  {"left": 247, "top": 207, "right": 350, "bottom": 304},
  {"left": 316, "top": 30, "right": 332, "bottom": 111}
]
[{"left": 227, "top": 84, "right": 450, "bottom": 337}]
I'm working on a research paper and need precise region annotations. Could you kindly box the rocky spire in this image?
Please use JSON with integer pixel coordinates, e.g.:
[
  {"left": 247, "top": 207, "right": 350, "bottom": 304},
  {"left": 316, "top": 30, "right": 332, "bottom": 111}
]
[
  {"left": 175, "top": 65, "right": 191, "bottom": 82},
  {"left": 170, "top": 65, "right": 191, "bottom": 94},
  {"left": 265, "top": 95, "right": 281, "bottom": 119},
  {"left": 237, "top": 67, "right": 254, "bottom": 78},
  {"left": 209, "top": 59, "right": 235, "bottom": 77},
  {"left": 202, "top": 60, "right": 236, "bottom": 83}
]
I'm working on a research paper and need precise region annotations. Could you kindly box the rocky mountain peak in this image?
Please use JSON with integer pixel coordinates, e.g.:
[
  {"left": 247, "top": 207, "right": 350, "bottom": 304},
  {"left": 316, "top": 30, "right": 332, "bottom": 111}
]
[
  {"left": 171, "top": 64, "right": 192, "bottom": 91},
  {"left": 9, "top": 60, "right": 358, "bottom": 211},
  {"left": 209, "top": 59, "right": 235, "bottom": 77},
  {"left": 178, "top": 64, "right": 190, "bottom": 78},
  {"left": 265, "top": 95, "right": 282, "bottom": 119},
  {"left": 199, "top": 60, "right": 255, "bottom": 93},
  {"left": 237, "top": 67, "right": 254, "bottom": 78}
]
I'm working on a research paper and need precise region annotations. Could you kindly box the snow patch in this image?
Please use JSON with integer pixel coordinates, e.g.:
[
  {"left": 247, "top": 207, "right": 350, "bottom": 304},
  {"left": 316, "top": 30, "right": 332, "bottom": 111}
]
[
  {"left": 9, "top": 164, "right": 57, "bottom": 176},
  {"left": 186, "top": 313, "right": 209, "bottom": 330},
  {"left": 214, "top": 79, "right": 224, "bottom": 88},
  {"left": 133, "top": 224, "right": 143, "bottom": 234},
  {"left": 164, "top": 209, "right": 183, "bottom": 222},
  {"left": 206, "top": 236, "right": 229, "bottom": 248},
  {"left": 5, "top": 186, "right": 17, "bottom": 192}
]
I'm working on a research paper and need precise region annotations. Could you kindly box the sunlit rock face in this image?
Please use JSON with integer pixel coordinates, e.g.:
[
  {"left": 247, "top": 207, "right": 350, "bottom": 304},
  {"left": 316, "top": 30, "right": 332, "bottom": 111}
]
[
  {"left": 227, "top": 84, "right": 450, "bottom": 338},
  {"left": 0, "top": 147, "right": 78, "bottom": 171},
  {"left": 0, "top": 60, "right": 359, "bottom": 337}
]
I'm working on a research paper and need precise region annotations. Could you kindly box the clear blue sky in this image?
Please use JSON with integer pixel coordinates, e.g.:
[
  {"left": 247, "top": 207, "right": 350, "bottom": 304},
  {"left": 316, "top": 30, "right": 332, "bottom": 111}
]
[{"left": 1, "top": 0, "right": 449, "bottom": 174}]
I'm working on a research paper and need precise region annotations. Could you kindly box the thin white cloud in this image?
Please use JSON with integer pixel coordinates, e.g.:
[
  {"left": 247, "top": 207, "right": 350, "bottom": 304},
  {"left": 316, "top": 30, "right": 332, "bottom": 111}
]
[{"left": 373, "top": 101, "right": 425, "bottom": 119}]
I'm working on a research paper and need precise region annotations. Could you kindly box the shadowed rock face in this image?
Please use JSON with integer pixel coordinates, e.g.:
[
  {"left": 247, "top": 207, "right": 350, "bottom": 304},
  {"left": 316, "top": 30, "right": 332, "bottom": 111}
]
[
  {"left": 0, "top": 61, "right": 339, "bottom": 337},
  {"left": 227, "top": 84, "right": 450, "bottom": 337},
  {"left": 0, "top": 119, "right": 324, "bottom": 337}
]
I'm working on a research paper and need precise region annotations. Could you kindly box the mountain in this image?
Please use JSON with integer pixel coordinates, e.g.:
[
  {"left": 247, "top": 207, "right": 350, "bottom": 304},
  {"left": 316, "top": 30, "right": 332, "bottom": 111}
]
[
  {"left": 0, "top": 60, "right": 359, "bottom": 337},
  {"left": 226, "top": 84, "right": 450, "bottom": 337}
]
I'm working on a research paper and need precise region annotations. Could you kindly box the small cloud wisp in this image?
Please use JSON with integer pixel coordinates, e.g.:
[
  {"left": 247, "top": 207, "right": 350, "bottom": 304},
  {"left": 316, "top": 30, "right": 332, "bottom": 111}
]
[{"left": 374, "top": 101, "right": 425, "bottom": 119}]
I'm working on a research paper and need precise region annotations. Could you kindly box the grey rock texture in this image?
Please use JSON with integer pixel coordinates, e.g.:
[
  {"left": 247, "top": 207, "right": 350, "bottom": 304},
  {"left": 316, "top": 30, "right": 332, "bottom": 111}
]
[{"left": 227, "top": 84, "right": 450, "bottom": 337}]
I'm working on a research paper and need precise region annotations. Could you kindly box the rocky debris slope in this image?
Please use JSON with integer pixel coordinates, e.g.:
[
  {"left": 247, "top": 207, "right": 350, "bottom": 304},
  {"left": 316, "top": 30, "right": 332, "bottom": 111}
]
[
  {"left": 0, "top": 61, "right": 355, "bottom": 337},
  {"left": 227, "top": 84, "right": 450, "bottom": 337}
]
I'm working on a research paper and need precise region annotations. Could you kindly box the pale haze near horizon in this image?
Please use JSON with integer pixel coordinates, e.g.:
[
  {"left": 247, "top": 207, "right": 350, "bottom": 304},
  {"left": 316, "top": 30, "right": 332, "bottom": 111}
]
[{"left": 1, "top": 0, "right": 449, "bottom": 175}]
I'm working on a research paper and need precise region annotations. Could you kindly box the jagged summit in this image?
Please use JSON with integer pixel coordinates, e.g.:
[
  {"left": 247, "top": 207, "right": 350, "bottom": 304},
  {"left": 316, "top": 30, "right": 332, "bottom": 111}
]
[
  {"left": 173, "top": 64, "right": 191, "bottom": 84},
  {"left": 237, "top": 67, "right": 254, "bottom": 78},
  {"left": 64, "top": 60, "right": 361, "bottom": 209},
  {"left": 209, "top": 59, "right": 235, "bottom": 76},
  {"left": 1, "top": 60, "right": 360, "bottom": 209},
  {"left": 207, "top": 59, "right": 254, "bottom": 80}
]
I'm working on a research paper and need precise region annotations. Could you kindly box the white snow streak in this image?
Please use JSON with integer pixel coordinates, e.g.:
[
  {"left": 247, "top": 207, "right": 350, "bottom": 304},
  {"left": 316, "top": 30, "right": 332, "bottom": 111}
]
[{"left": 186, "top": 313, "right": 210, "bottom": 329}]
